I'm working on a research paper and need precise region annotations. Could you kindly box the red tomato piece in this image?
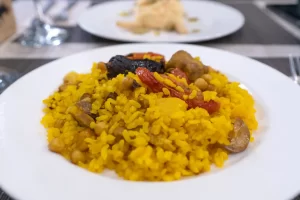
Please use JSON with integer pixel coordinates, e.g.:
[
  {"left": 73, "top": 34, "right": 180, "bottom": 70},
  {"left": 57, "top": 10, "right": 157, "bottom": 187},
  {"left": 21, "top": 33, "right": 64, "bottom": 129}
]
[
  {"left": 136, "top": 67, "right": 220, "bottom": 114},
  {"left": 170, "top": 68, "right": 190, "bottom": 83}
]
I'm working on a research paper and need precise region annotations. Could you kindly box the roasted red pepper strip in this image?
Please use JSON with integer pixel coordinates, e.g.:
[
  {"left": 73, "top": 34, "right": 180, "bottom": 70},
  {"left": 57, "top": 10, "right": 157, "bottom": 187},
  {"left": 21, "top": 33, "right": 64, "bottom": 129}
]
[
  {"left": 136, "top": 67, "right": 220, "bottom": 114},
  {"left": 127, "top": 52, "right": 164, "bottom": 61},
  {"left": 170, "top": 68, "right": 190, "bottom": 84},
  {"left": 186, "top": 99, "right": 220, "bottom": 114},
  {"left": 136, "top": 67, "right": 164, "bottom": 93}
]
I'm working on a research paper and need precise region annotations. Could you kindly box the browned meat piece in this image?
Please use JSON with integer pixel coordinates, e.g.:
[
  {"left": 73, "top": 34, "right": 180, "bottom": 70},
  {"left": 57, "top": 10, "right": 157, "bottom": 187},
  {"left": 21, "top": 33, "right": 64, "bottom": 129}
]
[
  {"left": 76, "top": 93, "right": 93, "bottom": 116},
  {"left": 69, "top": 94, "right": 96, "bottom": 127},
  {"left": 166, "top": 50, "right": 208, "bottom": 82},
  {"left": 53, "top": 119, "right": 65, "bottom": 128},
  {"left": 80, "top": 93, "right": 92, "bottom": 101},
  {"left": 76, "top": 101, "right": 92, "bottom": 115},
  {"left": 69, "top": 105, "right": 95, "bottom": 128},
  {"left": 106, "top": 92, "right": 118, "bottom": 100},
  {"left": 224, "top": 118, "right": 250, "bottom": 153},
  {"left": 72, "top": 112, "right": 94, "bottom": 127}
]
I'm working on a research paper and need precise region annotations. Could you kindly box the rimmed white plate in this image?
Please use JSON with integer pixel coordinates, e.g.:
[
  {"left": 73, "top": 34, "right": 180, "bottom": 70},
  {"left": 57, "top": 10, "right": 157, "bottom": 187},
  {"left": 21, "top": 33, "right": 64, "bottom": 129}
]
[
  {"left": 78, "top": 1, "right": 245, "bottom": 42},
  {"left": 1, "top": 44, "right": 300, "bottom": 200}
]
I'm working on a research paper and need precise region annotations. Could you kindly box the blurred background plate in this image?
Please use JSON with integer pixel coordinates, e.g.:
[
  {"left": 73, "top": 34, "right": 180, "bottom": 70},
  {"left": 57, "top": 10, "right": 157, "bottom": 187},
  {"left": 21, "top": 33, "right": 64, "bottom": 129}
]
[{"left": 78, "top": 0, "right": 245, "bottom": 42}]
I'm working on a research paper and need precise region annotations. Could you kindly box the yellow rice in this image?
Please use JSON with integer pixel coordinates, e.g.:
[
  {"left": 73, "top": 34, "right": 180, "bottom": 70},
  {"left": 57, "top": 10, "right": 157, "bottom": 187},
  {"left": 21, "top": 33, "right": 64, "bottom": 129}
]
[{"left": 41, "top": 61, "right": 258, "bottom": 181}]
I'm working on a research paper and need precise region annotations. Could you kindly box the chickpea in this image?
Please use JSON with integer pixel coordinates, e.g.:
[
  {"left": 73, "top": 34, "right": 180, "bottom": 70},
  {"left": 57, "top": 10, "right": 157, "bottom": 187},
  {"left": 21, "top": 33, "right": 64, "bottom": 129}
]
[
  {"left": 207, "top": 84, "right": 215, "bottom": 91},
  {"left": 77, "top": 142, "right": 88, "bottom": 152},
  {"left": 59, "top": 84, "right": 69, "bottom": 92},
  {"left": 122, "top": 77, "right": 134, "bottom": 90},
  {"left": 71, "top": 150, "right": 86, "bottom": 164},
  {"left": 113, "top": 127, "right": 124, "bottom": 136},
  {"left": 94, "top": 122, "right": 107, "bottom": 135},
  {"left": 53, "top": 119, "right": 65, "bottom": 128},
  {"left": 195, "top": 78, "right": 208, "bottom": 90},
  {"left": 202, "top": 74, "right": 212, "bottom": 82},
  {"left": 63, "top": 72, "right": 78, "bottom": 85},
  {"left": 77, "top": 129, "right": 95, "bottom": 151},
  {"left": 80, "top": 129, "right": 94, "bottom": 137},
  {"left": 97, "top": 62, "right": 107, "bottom": 73},
  {"left": 49, "top": 138, "right": 65, "bottom": 153}
]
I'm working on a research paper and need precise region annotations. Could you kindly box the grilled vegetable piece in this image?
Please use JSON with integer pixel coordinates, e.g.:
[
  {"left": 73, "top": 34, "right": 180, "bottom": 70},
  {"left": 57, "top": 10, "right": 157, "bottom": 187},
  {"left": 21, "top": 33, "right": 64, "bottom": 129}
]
[{"left": 106, "top": 55, "right": 165, "bottom": 78}]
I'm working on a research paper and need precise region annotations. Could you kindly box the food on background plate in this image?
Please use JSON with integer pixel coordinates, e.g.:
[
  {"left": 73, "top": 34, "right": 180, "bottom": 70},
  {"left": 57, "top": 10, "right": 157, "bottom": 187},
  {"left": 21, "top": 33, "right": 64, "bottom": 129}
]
[
  {"left": 187, "top": 17, "right": 198, "bottom": 23},
  {"left": 41, "top": 50, "right": 258, "bottom": 181},
  {"left": 117, "top": 0, "right": 188, "bottom": 34}
]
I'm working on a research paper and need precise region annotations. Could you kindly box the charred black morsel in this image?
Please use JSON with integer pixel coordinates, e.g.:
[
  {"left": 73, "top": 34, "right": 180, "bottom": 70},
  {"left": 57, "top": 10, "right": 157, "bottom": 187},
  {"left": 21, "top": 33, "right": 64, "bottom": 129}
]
[{"left": 106, "top": 55, "right": 165, "bottom": 78}]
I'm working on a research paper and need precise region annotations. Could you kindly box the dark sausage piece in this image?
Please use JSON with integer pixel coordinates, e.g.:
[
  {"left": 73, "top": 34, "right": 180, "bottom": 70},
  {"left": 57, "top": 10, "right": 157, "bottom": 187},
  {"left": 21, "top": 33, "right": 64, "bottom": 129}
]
[
  {"left": 106, "top": 55, "right": 165, "bottom": 78},
  {"left": 224, "top": 118, "right": 250, "bottom": 153}
]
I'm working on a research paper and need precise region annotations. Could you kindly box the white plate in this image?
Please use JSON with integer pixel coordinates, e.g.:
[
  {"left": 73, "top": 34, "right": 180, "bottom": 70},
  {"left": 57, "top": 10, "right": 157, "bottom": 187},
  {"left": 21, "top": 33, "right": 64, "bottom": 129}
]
[
  {"left": 1, "top": 44, "right": 300, "bottom": 200},
  {"left": 78, "top": 1, "right": 245, "bottom": 42}
]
